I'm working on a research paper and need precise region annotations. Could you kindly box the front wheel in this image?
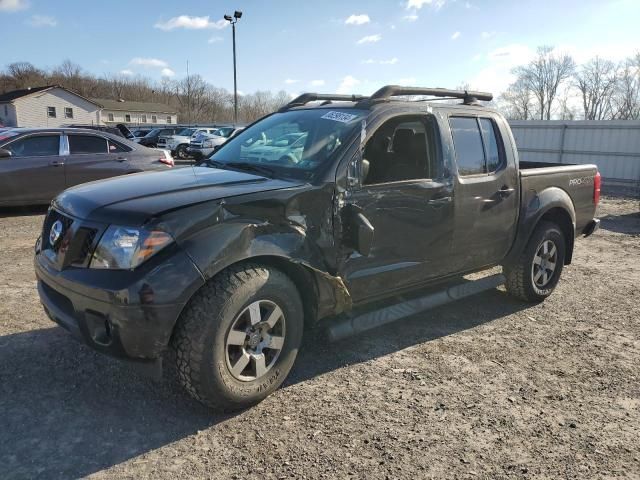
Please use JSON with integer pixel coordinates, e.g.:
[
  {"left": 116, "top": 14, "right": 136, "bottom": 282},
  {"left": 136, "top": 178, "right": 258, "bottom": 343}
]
[
  {"left": 172, "top": 264, "right": 303, "bottom": 411},
  {"left": 504, "top": 221, "right": 566, "bottom": 302},
  {"left": 175, "top": 144, "right": 189, "bottom": 159}
]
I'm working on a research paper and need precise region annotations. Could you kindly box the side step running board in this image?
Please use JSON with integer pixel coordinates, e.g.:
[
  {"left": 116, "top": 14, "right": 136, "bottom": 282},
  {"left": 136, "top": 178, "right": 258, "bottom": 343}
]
[{"left": 326, "top": 273, "right": 505, "bottom": 342}]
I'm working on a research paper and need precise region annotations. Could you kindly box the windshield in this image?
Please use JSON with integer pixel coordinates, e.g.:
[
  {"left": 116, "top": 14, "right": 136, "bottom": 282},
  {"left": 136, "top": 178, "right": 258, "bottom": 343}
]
[
  {"left": 207, "top": 109, "right": 366, "bottom": 180},
  {"left": 145, "top": 129, "right": 161, "bottom": 137},
  {"left": 178, "top": 128, "right": 195, "bottom": 136}
]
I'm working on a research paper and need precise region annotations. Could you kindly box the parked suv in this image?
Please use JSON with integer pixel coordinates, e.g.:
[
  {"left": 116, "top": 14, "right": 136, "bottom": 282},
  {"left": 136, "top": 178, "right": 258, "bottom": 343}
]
[
  {"left": 137, "top": 127, "right": 181, "bottom": 148},
  {"left": 35, "top": 86, "right": 600, "bottom": 411},
  {"left": 158, "top": 127, "right": 219, "bottom": 159},
  {"left": 0, "top": 128, "right": 173, "bottom": 206},
  {"left": 188, "top": 126, "right": 245, "bottom": 160}
]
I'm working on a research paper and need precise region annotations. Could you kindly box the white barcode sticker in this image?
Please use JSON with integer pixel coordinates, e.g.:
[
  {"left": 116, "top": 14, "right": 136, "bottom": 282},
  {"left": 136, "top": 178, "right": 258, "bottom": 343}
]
[{"left": 321, "top": 111, "right": 358, "bottom": 123}]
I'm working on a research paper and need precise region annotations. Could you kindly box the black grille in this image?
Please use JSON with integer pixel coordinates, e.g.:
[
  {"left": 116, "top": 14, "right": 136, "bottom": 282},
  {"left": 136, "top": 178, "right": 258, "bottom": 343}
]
[{"left": 69, "top": 228, "right": 98, "bottom": 267}]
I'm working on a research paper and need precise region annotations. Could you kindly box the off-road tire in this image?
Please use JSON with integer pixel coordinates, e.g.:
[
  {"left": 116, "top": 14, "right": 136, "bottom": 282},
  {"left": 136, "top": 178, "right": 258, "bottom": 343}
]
[
  {"left": 172, "top": 263, "right": 303, "bottom": 411},
  {"left": 504, "top": 221, "right": 566, "bottom": 303}
]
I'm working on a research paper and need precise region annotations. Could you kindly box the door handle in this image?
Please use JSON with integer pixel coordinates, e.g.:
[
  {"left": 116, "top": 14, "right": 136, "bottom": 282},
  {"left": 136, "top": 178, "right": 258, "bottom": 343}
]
[
  {"left": 116, "top": 157, "right": 128, "bottom": 162},
  {"left": 428, "top": 196, "right": 452, "bottom": 206},
  {"left": 497, "top": 186, "right": 515, "bottom": 197},
  {"left": 50, "top": 160, "right": 64, "bottom": 167}
]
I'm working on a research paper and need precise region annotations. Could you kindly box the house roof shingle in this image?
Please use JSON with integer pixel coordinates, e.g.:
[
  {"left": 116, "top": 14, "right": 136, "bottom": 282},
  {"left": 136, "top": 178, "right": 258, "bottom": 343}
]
[
  {"left": 0, "top": 85, "right": 57, "bottom": 102},
  {"left": 91, "top": 98, "right": 177, "bottom": 114}
]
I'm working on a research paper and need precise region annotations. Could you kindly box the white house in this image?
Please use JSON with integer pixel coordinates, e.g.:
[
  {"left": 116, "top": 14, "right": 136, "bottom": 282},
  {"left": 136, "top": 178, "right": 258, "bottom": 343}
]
[
  {"left": 0, "top": 85, "right": 100, "bottom": 127},
  {"left": 0, "top": 85, "right": 178, "bottom": 128},
  {"left": 93, "top": 98, "right": 178, "bottom": 126}
]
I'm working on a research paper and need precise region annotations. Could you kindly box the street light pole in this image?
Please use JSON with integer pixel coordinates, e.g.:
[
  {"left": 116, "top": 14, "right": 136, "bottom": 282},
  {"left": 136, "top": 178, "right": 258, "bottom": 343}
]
[{"left": 224, "top": 11, "right": 242, "bottom": 125}]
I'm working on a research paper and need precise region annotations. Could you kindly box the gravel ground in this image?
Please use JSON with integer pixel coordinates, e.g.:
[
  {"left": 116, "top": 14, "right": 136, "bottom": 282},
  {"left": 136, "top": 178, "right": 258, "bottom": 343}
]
[{"left": 0, "top": 196, "right": 638, "bottom": 480}]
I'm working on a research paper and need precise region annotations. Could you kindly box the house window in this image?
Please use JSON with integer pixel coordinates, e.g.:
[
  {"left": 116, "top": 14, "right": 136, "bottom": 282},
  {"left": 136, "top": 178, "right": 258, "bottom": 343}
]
[
  {"left": 47, "top": 107, "right": 56, "bottom": 118},
  {"left": 64, "top": 107, "right": 73, "bottom": 119},
  {"left": 141, "top": 114, "right": 147, "bottom": 123},
  {"left": 107, "top": 113, "right": 114, "bottom": 122},
  {"left": 125, "top": 114, "right": 131, "bottom": 122},
  {"left": 151, "top": 115, "right": 157, "bottom": 123},
  {"left": 166, "top": 116, "right": 172, "bottom": 124}
]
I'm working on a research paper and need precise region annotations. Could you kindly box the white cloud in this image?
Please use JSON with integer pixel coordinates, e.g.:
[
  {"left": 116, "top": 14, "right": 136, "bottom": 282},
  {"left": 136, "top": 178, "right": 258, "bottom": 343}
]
[
  {"left": 130, "top": 57, "right": 169, "bottom": 68},
  {"left": 161, "top": 68, "right": 175, "bottom": 77},
  {"left": 337, "top": 75, "right": 360, "bottom": 94},
  {"left": 0, "top": 0, "right": 28, "bottom": 11},
  {"left": 406, "top": 0, "right": 445, "bottom": 10},
  {"left": 310, "top": 79, "right": 325, "bottom": 87},
  {"left": 451, "top": 31, "right": 461, "bottom": 40},
  {"left": 468, "top": 44, "right": 535, "bottom": 95},
  {"left": 26, "top": 14, "right": 56, "bottom": 27},
  {"left": 284, "top": 78, "right": 299, "bottom": 85},
  {"left": 362, "top": 57, "right": 398, "bottom": 65},
  {"left": 119, "top": 69, "right": 134, "bottom": 76},
  {"left": 345, "top": 14, "right": 370, "bottom": 25},
  {"left": 154, "top": 15, "right": 227, "bottom": 31},
  {"left": 481, "top": 31, "right": 496, "bottom": 39},
  {"left": 208, "top": 36, "right": 223, "bottom": 44},
  {"left": 397, "top": 77, "right": 417, "bottom": 85},
  {"left": 403, "top": 14, "right": 419, "bottom": 21},
  {"left": 357, "top": 34, "right": 381, "bottom": 45}
]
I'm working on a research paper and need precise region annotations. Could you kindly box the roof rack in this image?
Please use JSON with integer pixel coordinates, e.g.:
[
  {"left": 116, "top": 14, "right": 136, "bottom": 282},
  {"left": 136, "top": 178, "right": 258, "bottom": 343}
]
[
  {"left": 369, "top": 85, "right": 492, "bottom": 105},
  {"left": 278, "top": 85, "right": 493, "bottom": 111},
  {"left": 279, "top": 93, "right": 367, "bottom": 111}
]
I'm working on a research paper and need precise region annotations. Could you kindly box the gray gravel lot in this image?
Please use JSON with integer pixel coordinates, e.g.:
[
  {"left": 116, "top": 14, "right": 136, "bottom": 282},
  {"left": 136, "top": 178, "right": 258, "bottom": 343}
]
[{"left": 0, "top": 197, "right": 638, "bottom": 479}]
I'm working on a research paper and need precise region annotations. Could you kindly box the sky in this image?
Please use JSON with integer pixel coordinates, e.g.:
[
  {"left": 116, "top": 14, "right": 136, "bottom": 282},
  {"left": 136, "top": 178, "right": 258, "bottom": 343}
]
[{"left": 1, "top": 0, "right": 639, "bottom": 98}]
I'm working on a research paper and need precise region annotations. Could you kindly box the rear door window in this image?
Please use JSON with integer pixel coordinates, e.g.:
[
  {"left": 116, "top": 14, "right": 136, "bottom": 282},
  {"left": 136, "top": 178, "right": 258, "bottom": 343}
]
[
  {"left": 449, "top": 117, "right": 485, "bottom": 176},
  {"left": 4, "top": 135, "right": 60, "bottom": 157},
  {"left": 68, "top": 135, "right": 108, "bottom": 154},
  {"left": 108, "top": 139, "right": 129, "bottom": 153},
  {"left": 479, "top": 118, "right": 502, "bottom": 172}
]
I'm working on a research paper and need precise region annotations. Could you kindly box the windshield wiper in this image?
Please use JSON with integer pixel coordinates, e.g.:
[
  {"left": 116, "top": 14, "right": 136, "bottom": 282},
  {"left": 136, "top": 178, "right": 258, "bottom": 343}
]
[{"left": 226, "top": 162, "right": 276, "bottom": 178}]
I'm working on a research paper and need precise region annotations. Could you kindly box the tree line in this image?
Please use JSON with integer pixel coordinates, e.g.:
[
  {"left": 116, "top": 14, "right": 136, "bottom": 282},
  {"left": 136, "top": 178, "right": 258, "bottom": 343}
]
[
  {"left": 498, "top": 47, "right": 640, "bottom": 120},
  {"left": 2, "top": 51, "right": 639, "bottom": 124},
  {"left": 0, "top": 60, "right": 291, "bottom": 124}
]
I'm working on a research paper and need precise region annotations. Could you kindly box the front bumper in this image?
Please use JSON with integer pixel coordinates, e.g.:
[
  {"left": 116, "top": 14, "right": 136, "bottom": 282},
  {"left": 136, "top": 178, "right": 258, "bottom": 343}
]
[{"left": 35, "top": 245, "right": 205, "bottom": 361}]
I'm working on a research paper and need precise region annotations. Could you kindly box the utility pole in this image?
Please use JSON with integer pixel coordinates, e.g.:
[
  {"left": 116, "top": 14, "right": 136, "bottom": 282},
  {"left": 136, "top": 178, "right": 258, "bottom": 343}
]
[{"left": 224, "top": 11, "right": 243, "bottom": 125}]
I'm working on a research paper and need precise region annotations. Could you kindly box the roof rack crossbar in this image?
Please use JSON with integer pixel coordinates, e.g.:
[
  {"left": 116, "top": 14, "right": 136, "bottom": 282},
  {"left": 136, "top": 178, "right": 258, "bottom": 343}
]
[
  {"left": 369, "top": 85, "right": 493, "bottom": 104},
  {"left": 280, "top": 93, "right": 368, "bottom": 111}
]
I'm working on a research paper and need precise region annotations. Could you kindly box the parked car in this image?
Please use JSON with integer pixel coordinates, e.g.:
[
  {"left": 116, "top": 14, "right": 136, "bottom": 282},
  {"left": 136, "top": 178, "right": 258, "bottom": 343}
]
[
  {"left": 137, "top": 127, "right": 181, "bottom": 148},
  {"left": 34, "top": 85, "right": 600, "bottom": 411},
  {"left": 0, "top": 128, "right": 173, "bottom": 206},
  {"left": 187, "top": 126, "right": 245, "bottom": 160},
  {"left": 158, "top": 127, "right": 219, "bottom": 159},
  {"left": 65, "top": 123, "right": 134, "bottom": 139},
  {"left": 131, "top": 128, "right": 153, "bottom": 142}
]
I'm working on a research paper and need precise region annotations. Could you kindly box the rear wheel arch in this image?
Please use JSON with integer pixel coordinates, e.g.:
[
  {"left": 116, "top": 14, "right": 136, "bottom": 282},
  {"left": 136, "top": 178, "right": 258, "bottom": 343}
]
[{"left": 536, "top": 207, "right": 575, "bottom": 265}]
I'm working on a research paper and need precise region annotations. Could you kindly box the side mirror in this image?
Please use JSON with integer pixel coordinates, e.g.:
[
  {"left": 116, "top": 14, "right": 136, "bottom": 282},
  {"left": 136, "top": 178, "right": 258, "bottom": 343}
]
[{"left": 0, "top": 148, "right": 12, "bottom": 158}]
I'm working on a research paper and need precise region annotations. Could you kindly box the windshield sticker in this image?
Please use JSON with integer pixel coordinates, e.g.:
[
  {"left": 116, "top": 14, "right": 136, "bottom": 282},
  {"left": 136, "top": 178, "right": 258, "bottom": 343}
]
[{"left": 321, "top": 111, "right": 358, "bottom": 123}]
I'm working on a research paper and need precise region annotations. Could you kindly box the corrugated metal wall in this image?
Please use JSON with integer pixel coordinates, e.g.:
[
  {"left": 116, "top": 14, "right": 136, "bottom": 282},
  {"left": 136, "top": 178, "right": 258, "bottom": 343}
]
[{"left": 509, "top": 120, "right": 640, "bottom": 187}]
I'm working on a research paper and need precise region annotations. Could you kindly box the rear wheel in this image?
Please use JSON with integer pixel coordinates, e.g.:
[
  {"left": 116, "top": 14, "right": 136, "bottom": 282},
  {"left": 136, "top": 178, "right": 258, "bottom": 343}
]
[
  {"left": 172, "top": 263, "right": 303, "bottom": 411},
  {"left": 504, "top": 221, "right": 566, "bottom": 302}
]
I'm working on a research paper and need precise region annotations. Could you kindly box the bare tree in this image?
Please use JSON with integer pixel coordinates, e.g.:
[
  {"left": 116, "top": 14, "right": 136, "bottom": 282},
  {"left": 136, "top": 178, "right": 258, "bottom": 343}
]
[
  {"left": 611, "top": 55, "right": 640, "bottom": 120},
  {"left": 499, "top": 78, "right": 535, "bottom": 120},
  {"left": 574, "top": 57, "right": 618, "bottom": 120},
  {"left": 514, "top": 46, "right": 575, "bottom": 120}
]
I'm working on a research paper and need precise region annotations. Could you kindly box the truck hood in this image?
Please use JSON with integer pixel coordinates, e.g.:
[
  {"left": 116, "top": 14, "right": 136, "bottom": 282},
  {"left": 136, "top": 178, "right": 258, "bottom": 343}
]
[{"left": 54, "top": 166, "right": 304, "bottom": 224}]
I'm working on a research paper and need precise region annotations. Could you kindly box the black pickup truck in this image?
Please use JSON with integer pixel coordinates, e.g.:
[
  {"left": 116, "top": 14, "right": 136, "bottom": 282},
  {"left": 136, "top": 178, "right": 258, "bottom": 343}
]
[{"left": 34, "top": 86, "right": 601, "bottom": 410}]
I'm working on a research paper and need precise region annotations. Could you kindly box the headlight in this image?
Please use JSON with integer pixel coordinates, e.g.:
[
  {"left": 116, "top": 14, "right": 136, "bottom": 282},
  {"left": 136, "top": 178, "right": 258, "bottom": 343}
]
[
  {"left": 90, "top": 225, "right": 173, "bottom": 270},
  {"left": 203, "top": 140, "right": 214, "bottom": 148}
]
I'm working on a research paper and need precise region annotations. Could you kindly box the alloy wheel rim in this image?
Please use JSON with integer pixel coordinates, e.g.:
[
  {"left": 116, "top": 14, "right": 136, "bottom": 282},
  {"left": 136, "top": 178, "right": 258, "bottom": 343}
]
[
  {"left": 532, "top": 239, "right": 558, "bottom": 288},
  {"left": 224, "top": 300, "right": 286, "bottom": 382}
]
